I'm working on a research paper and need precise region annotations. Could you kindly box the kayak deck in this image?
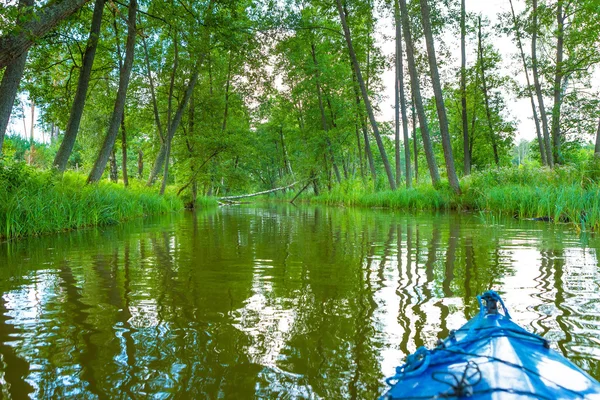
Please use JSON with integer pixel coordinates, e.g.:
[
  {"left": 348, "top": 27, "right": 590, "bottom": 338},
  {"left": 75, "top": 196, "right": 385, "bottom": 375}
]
[{"left": 382, "top": 291, "right": 600, "bottom": 399}]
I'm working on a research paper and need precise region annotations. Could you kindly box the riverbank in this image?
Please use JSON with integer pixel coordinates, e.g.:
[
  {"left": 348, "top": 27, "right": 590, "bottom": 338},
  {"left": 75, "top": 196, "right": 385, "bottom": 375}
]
[
  {"left": 309, "top": 165, "right": 600, "bottom": 232},
  {"left": 0, "top": 162, "right": 184, "bottom": 240}
]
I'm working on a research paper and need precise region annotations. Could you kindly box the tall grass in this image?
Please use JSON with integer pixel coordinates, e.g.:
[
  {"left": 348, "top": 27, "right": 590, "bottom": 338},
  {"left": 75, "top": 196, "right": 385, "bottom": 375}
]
[
  {"left": 310, "top": 165, "right": 600, "bottom": 231},
  {"left": 0, "top": 162, "right": 184, "bottom": 239}
]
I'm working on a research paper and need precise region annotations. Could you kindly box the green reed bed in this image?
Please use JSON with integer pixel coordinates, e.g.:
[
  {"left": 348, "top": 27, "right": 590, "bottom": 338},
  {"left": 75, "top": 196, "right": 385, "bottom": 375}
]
[
  {"left": 311, "top": 165, "right": 600, "bottom": 231},
  {"left": 0, "top": 162, "right": 183, "bottom": 239}
]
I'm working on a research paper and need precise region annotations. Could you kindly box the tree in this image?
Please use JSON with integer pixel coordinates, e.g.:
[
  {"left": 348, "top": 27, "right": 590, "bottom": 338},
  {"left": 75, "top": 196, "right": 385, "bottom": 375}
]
[
  {"left": 395, "top": 0, "right": 411, "bottom": 188},
  {"left": 87, "top": 0, "right": 136, "bottom": 183},
  {"left": 53, "top": 0, "right": 105, "bottom": 171},
  {"left": 336, "top": 0, "right": 396, "bottom": 190},
  {"left": 418, "top": 0, "right": 460, "bottom": 194},
  {"left": 0, "top": 0, "right": 91, "bottom": 69}
]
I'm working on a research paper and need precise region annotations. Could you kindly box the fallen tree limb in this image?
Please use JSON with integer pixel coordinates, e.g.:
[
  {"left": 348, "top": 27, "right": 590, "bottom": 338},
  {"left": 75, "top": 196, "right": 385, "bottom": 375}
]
[
  {"left": 291, "top": 176, "right": 316, "bottom": 204},
  {"left": 218, "top": 181, "right": 298, "bottom": 201}
]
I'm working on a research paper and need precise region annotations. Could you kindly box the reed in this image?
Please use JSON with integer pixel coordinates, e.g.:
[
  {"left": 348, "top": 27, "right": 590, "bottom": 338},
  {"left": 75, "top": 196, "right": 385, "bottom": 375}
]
[
  {"left": 309, "top": 165, "right": 600, "bottom": 231},
  {"left": 0, "top": 162, "right": 183, "bottom": 240}
]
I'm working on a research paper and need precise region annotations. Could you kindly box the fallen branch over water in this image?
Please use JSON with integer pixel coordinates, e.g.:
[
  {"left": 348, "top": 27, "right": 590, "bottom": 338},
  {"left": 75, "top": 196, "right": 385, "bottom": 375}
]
[{"left": 218, "top": 181, "right": 298, "bottom": 201}]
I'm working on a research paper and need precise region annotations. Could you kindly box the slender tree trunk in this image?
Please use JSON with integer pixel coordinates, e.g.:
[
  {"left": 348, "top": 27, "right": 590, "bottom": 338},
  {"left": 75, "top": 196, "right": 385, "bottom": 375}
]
[
  {"left": 352, "top": 71, "right": 376, "bottom": 182},
  {"left": 355, "top": 123, "right": 364, "bottom": 180},
  {"left": 53, "top": 0, "right": 105, "bottom": 171},
  {"left": 222, "top": 51, "right": 232, "bottom": 132},
  {"left": 29, "top": 99, "right": 34, "bottom": 165},
  {"left": 508, "top": 0, "right": 546, "bottom": 165},
  {"left": 87, "top": 0, "right": 136, "bottom": 184},
  {"left": 478, "top": 17, "right": 500, "bottom": 166},
  {"left": 109, "top": 148, "right": 118, "bottom": 182},
  {"left": 336, "top": 0, "right": 396, "bottom": 190},
  {"left": 412, "top": 95, "right": 418, "bottom": 183},
  {"left": 141, "top": 34, "right": 164, "bottom": 143},
  {"left": 0, "top": 0, "right": 90, "bottom": 69},
  {"left": 399, "top": 0, "right": 440, "bottom": 187},
  {"left": 121, "top": 112, "right": 128, "bottom": 186},
  {"left": 395, "top": 0, "right": 411, "bottom": 188},
  {"left": 419, "top": 0, "right": 460, "bottom": 194},
  {"left": 158, "top": 69, "right": 200, "bottom": 195},
  {"left": 594, "top": 117, "right": 600, "bottom": 157},
  {"left": 311, "top": 43, "right": 342, "bottom": 184},
  {"left": 532, "top": 0, "right": 554, "bottom": 166},
  {"left": 551, "top": 0, "right": 564, "bottom": 165},
  {"left": 138, "top": 150, "right": 143, "bottom": 178},
  {"left": 460, "top": 0, "right": 470, "bottom": 175},
  {"left": 394, "top": 1, "right": 402, "bottom": 187},
  {"left": 0, "top": 0, "right": 34, "bottom": 154}
]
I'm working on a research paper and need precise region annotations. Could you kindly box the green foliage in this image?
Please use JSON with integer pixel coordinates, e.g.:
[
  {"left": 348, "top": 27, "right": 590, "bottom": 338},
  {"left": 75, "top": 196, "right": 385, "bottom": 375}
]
[{"left": 0, "top": 161, "right": 184, "bottom": 240}]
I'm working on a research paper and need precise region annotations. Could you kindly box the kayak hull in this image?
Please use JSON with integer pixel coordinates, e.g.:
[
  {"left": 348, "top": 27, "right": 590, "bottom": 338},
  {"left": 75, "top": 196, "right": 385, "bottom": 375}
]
[{"left": 382, "top": 292, "right": 600, "bottom": 399}]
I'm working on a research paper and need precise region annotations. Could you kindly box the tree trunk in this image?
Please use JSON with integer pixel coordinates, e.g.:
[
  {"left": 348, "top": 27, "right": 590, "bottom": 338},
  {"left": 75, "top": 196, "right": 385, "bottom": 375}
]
[
  {"left": 53, "top": 0, "right": 105, "bottom": 171},
  {"left": 532, "top": 0, "right": 554, "bottom": 166},
  {"left": 109, "top": 148, "right": 118, "bottom": 182},
  {"left": 336, "top": 0, "right": 396, "bottom": 190},
  {"left": 138, "top": 150, "right": 143, "bottom": 178},
  {"left": 395, "top": 0, "right": 411, "bottom": 188},
  {"left": 29, "top": 98, "right": 35, "bottom": 165},
  {"left": 460, "top": 0, "right": 470, "bottom": 175},
  {"left": 142, "top": 34, "right": 164, "bottom": 143},
  {"left": 399, "top": 0, "right": 440, "bottom": 187},
  {"left": 87, "top": 0, "right": 136, "bottom": 184},
  {"left": 121, "top": 112, "right": 128, "bottom": 187},
  {"left": 478, "top": 17, "right": 500, "bottom": 167},
  {"left": 159, "top": 69, "right": 200, "bottom": 195},
  {"left": 352, "top": 71, "right": 376, "bottom": 182},
  {"left": 311, "top": 42, "right": 342, "bottom": 184},
  {"left": 419, "top": 0, "right": 461, "bottom": 194},
  {"left": 594, "top": 117, "right": 600, "bottom": 156},
  {"left": 355, "top": 123, "right": 364, "bottom": 180},
  {"left": 0, "top": 0, "right": 90, "bottom": 69},
  {"left": 508, "top": 0, "right": 546, "bottom": 166},
  {"left": 551, "top": 0, "right": 565, "bottom": 165},
  {"left": 412, "top": 95, "right": 418, "bottom": 183},
  {"left": 148, "top": 66, "right": 201, "bottom": 186},
  {"left": 0, "top": 0, "right": 34, "bottom": 154}
]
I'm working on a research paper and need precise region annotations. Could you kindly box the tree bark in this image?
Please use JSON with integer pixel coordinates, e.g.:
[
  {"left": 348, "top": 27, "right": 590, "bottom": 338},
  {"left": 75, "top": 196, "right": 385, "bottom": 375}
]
[
  {"left": 460, "top": 0, "right": 470, "bottom": 175},
  {"left": 508, "top": 0, "right": 546, "bottom": 166},
  {"left": 478, "top": 17, "right": 500, "bottom": 166},
  {"left": 311, "top": 42, "right": 342, "bottom": 184},
  {"left": 137, "top": 149, "right": 143, "bottom": 178},
  {"left": 594, "top": 117, "right": 600, "bottom": 156},
  {"left": 419, "top": 0, "right": 461, "bottom": 194},
  {"left": 532, "top": 0, "right": 554, "bottom": 166},
  {"left": 0, "top": 0, "right": 34, "bottom": 154},
  {"left": 0, "top": 0, "right": 91, "bottom": 69},
  {"left": 337, "top": 0, "right": 396, "bottom": 190},
  {"left": 87, "top": 0, "right": 136, "bottom": 184},
  {"left": 121, "top": 112, "right": 128, "bottom": 187},
  {"left": 159, "top": 69, "right": 200, "bottom": 195},
  {"left": 550, "top": 0, "right": 565, "bottom": 164},
  {"left": 141, "top": 34, "right": 164, "bottom": 143},
  {"left": 412, "top": 95, "right": 418, "bottom": 183},
  {"left": 399, "top": 0, "right": 440, "bottom": 187},
  {"left": 395, "top": 0, "right": 411, "bottom": 188},
  {"left": 53, "top": 0, "right": 105, "bottom": 171},
  {"left": 352, "top": 71, "right": 376, "bottom": 182}
]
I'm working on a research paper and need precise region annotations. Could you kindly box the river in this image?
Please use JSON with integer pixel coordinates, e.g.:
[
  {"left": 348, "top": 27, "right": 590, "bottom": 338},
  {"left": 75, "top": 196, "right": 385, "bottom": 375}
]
[{"left": 0, "top": 206, "right": 598, "bottom": 398}]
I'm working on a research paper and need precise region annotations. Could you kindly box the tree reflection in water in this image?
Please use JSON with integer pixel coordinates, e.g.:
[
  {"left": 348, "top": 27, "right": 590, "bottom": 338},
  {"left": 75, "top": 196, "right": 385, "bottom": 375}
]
[{"left": 0, "top": 206, "right": 598, "bottom": 398}]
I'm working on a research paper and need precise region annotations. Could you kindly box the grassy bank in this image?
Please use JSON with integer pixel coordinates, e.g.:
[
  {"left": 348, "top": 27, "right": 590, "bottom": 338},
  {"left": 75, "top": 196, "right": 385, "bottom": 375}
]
[
  {"left": 310, "top": 165, "right": 600, "bottom": 232},
  {"left": 0, "top": 162, "right": 187, "bottom": 240}
]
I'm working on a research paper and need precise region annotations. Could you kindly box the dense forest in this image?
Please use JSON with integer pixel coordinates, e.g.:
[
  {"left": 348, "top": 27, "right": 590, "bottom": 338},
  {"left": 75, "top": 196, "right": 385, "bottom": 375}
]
[{"left": 0, "top": 0, "right": 599, "bottom": 225}]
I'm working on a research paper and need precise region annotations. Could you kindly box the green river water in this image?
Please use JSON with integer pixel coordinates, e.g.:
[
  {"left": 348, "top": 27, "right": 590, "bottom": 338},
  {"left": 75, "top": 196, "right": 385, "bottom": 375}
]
[{"left": 0, "top": 206, "right": 599, "bottom": 399}]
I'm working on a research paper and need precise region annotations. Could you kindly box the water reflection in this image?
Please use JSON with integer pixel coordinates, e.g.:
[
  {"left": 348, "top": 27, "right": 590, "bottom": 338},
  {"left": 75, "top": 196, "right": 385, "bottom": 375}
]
[{"left": 0, "top": 207, "right": 599, "bottom": 398}]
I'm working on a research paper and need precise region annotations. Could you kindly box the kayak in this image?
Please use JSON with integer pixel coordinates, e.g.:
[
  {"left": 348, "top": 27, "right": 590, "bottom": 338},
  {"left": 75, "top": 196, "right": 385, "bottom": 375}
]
[{"left": 382, "top": 291, "right": 600, "bottom": 399}]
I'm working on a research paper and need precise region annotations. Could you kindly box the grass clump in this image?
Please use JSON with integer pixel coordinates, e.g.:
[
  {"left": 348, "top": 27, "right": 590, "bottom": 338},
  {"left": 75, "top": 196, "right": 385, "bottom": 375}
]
[
  {"left": 0, "top": 161, "right": 184, "bottom": 240},
  {"left": 309, "top": 165, "right": 600, "bottom": 231}
]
